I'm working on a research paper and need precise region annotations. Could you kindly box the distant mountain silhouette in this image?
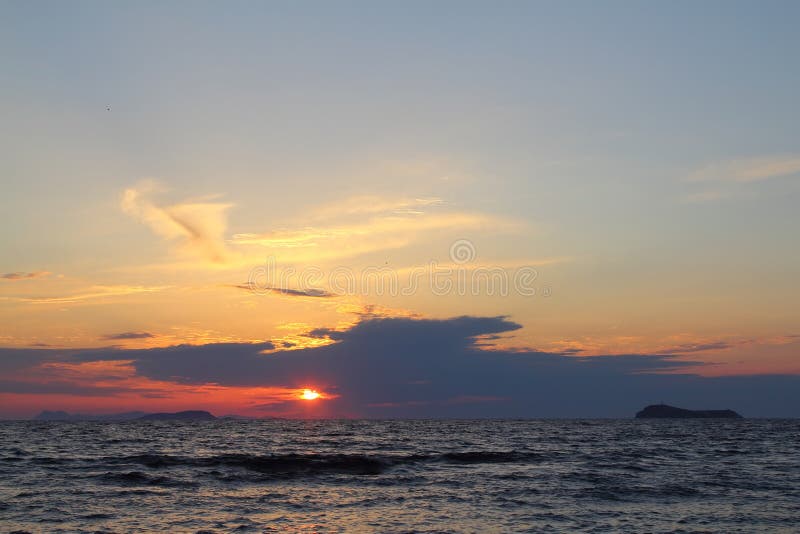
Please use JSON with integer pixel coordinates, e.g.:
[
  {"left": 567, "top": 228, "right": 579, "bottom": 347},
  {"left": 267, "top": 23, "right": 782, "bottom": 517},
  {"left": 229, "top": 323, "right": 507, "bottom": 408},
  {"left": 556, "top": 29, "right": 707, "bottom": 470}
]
[
  {"left": 636, "top": 404, "right": 742, "bottom": 419},
  {"left": 136, "top": 410, "right": 216, "bottom": 421}
]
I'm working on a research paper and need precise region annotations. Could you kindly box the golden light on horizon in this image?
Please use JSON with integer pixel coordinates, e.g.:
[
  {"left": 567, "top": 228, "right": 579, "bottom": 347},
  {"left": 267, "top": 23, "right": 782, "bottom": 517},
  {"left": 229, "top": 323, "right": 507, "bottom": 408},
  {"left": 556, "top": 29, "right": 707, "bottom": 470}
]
[{"left": 300, "top": 388, "right": 321, "bottom": 400}]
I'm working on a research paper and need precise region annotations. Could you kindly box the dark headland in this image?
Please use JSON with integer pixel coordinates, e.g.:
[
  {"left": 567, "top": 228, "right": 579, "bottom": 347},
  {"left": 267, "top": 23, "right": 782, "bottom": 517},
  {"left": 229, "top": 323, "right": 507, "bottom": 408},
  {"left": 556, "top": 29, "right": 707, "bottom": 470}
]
[{"left": 636, "top": 404, "right": 743, "bottom": 419}]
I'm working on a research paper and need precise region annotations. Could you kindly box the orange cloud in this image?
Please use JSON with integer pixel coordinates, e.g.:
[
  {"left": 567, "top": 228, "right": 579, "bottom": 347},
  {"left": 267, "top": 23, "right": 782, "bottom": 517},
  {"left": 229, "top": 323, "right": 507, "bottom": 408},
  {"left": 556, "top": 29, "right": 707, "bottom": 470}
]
[
  {"left": 231, "top": 212, "right": 513, "bottom": 263},
  {"left": 2, "top": 285, "right": 168, "bottom": 305},
  {"left": 311, "top": 196, "right": 444, "bottom": 219},
  {"left": 122, "top": 181, "right": 233, "bottom": 264},
  {"left": 1, "top": 358, "right": 333, "bottom": 418}
]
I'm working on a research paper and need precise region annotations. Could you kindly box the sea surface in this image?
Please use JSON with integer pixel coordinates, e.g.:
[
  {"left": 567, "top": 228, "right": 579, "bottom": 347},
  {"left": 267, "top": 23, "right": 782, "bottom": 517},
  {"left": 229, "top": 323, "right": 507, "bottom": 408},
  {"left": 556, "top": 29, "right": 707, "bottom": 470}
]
[{"left": 1, "top": 419, "right": 799, "bottom": 533}]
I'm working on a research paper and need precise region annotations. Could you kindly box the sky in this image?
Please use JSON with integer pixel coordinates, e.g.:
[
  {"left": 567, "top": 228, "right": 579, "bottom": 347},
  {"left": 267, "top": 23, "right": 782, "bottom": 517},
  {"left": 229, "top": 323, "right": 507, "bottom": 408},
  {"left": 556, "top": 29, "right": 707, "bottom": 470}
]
[{"left": 1, "top": 1, "right": 799, "bottom": 418}]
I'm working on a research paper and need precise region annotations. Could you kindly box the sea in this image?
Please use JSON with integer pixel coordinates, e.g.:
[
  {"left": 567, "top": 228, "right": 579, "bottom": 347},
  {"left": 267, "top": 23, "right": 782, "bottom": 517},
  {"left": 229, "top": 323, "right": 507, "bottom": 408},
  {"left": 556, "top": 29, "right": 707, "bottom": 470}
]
[{"left": 1, "top": 419, "right": 798, "bottom": 533}]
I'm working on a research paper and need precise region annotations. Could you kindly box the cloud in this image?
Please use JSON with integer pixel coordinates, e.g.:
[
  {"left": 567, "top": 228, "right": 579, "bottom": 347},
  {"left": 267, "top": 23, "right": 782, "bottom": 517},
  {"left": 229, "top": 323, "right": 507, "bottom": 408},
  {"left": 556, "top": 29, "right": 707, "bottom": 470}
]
[
  {"left": 0, "top": 354, "right": 306, "bottom": 417},
  {"left": 0, "top": 348, "right": 63, "bottom": 374},
  {"left": 102, "top": 332, "right": 155, "bottom": 340},
  {"left": 0, "top": 380, "right": 141, "bottom": 397},
  {"left": 228, "top": 192, "right": 519, "bottom": 263},
  {"left": 230, "top": 212, "right": 516, "bottom": 264},
  {"left": 1, "top": 271, "right": 50, "bottom": 281},
  {"left": 120, "top": 187, "right": 523, "bottom": 270},
  {"left": 121, "top": 181, "right": 232, "bottom": 263},
  {"left": 687, "top": 155, "right": 800, "bottom": 183},
  {"left": 230, "top": 284, "right": 334, "bottom": 298},
  {"left": 231, "top": 213, "right": 495, "bottom": 247},
  {"left": 652, "top": 341, "right": 735, "bottom": 355},
  {"left": 6, "top": 316, "right": 800, "bottom": 417},
  {"left": 2, "top": 285, "right": 167, "bottom": 305},
  {"left": 652, "top": 335, "right": 798, "bottom": 356},
  {"left": 311, "top": 196, "right": 444, "bottom": 219},
  {"left": 34, "top": 316, "right": 795, "bottom": 417}
]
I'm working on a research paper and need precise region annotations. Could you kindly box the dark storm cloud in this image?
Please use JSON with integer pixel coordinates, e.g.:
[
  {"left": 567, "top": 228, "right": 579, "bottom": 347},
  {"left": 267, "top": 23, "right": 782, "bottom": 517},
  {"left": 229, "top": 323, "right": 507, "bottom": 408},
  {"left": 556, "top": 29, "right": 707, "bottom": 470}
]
[
  {"left": 102, "top": 331, "right": 155, "bottom": 340},
  {"left": 0, "top": 348, "right": 65, "bottom": 373},
  {"left": 0, "top": 380, "right": 147, "bottom": 397},
  {"left": 3, "top": 317, "right": 800, "bottom": 417},
  {"left": 76, "top": 341, "right": 277, "bottom": 385}
]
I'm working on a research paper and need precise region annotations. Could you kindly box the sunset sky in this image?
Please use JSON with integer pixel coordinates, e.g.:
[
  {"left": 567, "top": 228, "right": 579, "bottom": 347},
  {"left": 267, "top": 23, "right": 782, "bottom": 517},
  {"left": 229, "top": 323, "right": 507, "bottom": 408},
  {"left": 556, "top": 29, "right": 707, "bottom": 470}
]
[{"left": 1, "top": 1, "right": 799, "bottom": 418}]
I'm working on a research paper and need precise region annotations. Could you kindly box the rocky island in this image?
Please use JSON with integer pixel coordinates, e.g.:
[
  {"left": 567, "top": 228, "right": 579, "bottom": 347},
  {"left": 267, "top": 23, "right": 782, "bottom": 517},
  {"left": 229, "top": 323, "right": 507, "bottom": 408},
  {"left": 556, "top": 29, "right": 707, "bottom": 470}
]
[{"left": 636, "top": 404, "right": 742, "bottom": 419}]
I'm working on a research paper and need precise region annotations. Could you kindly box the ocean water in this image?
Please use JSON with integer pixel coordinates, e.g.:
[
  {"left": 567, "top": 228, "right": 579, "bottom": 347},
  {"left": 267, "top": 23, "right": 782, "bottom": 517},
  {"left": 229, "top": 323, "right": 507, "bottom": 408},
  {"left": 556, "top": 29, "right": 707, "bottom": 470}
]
[{"left": 1, "top": 419, "right": 798, "bottom": 533}]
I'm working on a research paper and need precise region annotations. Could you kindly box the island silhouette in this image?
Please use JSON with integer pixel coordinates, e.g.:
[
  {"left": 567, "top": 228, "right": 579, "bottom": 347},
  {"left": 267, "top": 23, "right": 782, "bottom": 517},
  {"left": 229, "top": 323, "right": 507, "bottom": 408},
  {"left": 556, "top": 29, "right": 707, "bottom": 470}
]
[{"left": 636, "top": 404, "right": 742, "bottom": 419}]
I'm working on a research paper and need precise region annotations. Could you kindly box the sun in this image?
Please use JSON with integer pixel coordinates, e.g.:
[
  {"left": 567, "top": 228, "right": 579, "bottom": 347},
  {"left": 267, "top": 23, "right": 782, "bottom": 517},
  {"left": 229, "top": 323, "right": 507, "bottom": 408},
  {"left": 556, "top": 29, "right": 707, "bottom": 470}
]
[{"left": 300, "top": 389, "right": 321, "bottom": 400}]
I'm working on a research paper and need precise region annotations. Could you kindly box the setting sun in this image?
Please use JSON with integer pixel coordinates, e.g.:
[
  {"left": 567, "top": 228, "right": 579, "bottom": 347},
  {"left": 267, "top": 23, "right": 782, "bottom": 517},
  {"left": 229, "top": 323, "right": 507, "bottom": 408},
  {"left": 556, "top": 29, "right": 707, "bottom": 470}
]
[{"left": 300, "top": 389, "right": 321, "bottom": 400}]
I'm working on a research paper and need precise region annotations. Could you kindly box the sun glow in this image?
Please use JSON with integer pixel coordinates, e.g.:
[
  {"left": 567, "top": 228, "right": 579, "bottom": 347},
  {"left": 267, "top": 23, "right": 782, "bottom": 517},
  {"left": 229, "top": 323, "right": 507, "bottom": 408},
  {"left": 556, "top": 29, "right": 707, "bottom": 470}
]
[{"left": 300, "top": 388, "right": 321, "bottom": 400}]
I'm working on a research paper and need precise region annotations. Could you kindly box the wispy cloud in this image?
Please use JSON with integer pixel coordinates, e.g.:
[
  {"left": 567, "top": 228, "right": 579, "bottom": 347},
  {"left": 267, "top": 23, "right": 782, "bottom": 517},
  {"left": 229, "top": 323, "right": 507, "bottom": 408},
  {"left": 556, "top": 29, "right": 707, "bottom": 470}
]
[
  {"left": 652, "top": 341, "right": 736, "bottom": 355},
  {"left": 230, "top": 284, "right": 335, "bottom": 298},
  {"left": 102, "top": 332, "right": 155, "bottom": 341},
  {"left": 311, "top": 196, "right": 444, "bottom": 219},
  {"left": 687, "top": 155, "right": 800, "bottom": 183},
  {"left": 2, "top": 285, "right": 168, "bottom": 305},
  {"left": 232, "top": 212, "right": 494, "bottom": 247},
  {"left": 231, "top": 212, "right": 511, "bottom": 263},
  {"left": 120, "top": 186, "right": 522, "bottom": 270},
  {"left": 121, "top": 181, "right": 233, "bottom": 264},
  {"left": 1, "top": 271, "right": 50, "bottom": 281}
]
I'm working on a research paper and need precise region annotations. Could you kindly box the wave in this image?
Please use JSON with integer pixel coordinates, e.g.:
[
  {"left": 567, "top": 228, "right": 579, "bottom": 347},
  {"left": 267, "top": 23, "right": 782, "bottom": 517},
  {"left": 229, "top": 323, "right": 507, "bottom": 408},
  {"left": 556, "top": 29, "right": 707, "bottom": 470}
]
[
  {"left": 5, "top": 450, "right": 547, "bottom": 481},
  {"left": 105, "top": 450, "right": 544, "bottom": 476}
]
